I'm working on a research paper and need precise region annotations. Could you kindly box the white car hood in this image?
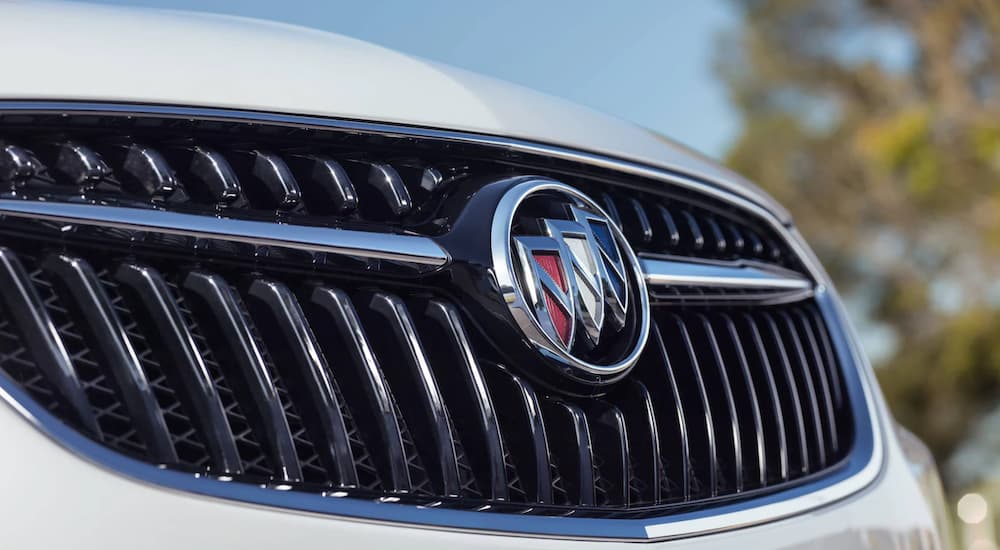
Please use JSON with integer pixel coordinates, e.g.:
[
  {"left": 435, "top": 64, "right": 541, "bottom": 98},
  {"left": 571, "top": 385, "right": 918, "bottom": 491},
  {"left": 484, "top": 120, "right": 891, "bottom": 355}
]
[{"left": 0, "top": 1, "right": 789, "bottom": 220}]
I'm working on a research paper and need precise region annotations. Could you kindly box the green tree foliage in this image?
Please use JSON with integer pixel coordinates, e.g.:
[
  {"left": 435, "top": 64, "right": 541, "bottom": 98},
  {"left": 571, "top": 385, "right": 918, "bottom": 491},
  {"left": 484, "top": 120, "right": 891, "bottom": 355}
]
[{"left": 719, "top": 0, "right": 1000, "bottom": 487}]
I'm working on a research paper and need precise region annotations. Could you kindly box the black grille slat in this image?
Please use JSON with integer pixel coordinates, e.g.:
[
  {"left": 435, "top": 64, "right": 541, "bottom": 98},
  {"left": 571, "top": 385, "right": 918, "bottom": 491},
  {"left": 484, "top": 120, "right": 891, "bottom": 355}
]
[
  {"left": 422, "top": 300, "right": 508, "bottom": 501},
  {"left": 106, "top": 279, "right": 210, "bottom": 468},
  {"left": 613, "top": 380, "right": 663, "bottom": 505},
  {"left": 662, "top": 314, "right": 718, "bottom": 497},
  {"left": 694, "top": 315, "right": 744, "bottom": 493},
  {"left": 792, "top": 309, "right": 840, "bottom": 455},
  {"left": 717, "top": 314, "right": 767, "bottom": 488},
  {"left": 307, "top": 287, "right": 410, "bottom": 492},
  {"left": 365, "top": 293, "right": 462, "bottom": 497},
  {"left": 703, "top": 216, "right": 728, "bottom": 255},
  {"left": 345, "top": 161, "right": 412, "bottom": 220},
  {"left": 244, "top": 279, "right": 359, "bottom": 487},
  {"left": 41, "top": 254, "right": 177, "bottom": 464},
  {"left": 114, "top": 263, "right": 243, "bottom": 474},
  {"left": 642, "top": 322, "right": 691, "bottom": 501},
  {"left": 651, "top": 205, "right": 681, "bottom": 251},
  {"left": 0, "top": 247, "right": 100, "bottom": 436},
  {"left": 738, "top": 313, "right": 790, "bottom": 482},
  {"left": 486, "top": 365, "right": 553, "bottom": 505},
  {"left": 229, "top": 150, "right": 303, "bottom": 211},
  {"left": 542, "top": 399, "right": 596, "bottom": 506},
  {"left": 618, "top": 196, "right": 654, "bottom": 245},
  {"left": 776, "top": 311, "right": 827, "bottom": 469},
  {"left": 285, "top": 155, "right": 358, "bottom": 216},
  {"left": 805, "top": 305, "right": 845, "bottom": 410},
  {"left": 183, "top": 271, "right": 303, "bottom": 482},
  {"left": 583, "top": 401, "right": 630, "bottom": 506},
  {"left": 678, "top": 210, "right": 706, "bottom": 252},
  {"left": 757, "top": 313, "right": 810, "bottom": 475}
]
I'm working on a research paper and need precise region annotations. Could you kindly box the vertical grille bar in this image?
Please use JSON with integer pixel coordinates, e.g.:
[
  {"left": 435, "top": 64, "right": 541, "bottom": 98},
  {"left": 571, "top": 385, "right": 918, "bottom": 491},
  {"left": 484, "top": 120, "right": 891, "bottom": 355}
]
[
  {"left": 805, "top": 305, "right": 845, "bottom": 410},
  {"left": 643, "top": 320, "right": 691, "bottom": 500},
  {"left": 583, "top": 401, "right": 630, "bottom": 506},
  {"left": 758, "top": 313, "right": 810, "bottom": 475},
  {"left": 716, "top": 313, "right": 767, "bottom": 488},
  {"left": 367, "top": 293, "right": 462, "bottom": 497},
  {"left": 115, "top": 263, "right": 242, "bottom": 474},
  {"left": 792, "top": 308, "right": 839, "bottom": 454},
  {"left": 542, "top": 399, "right": 596, "bottom": 506},
  {"left": 307, "top": 287, "right": 410, "bottom": 492},
  {"left": 694, "top": 314, "right": 744, "bottom": 492},
  {"left": 41, "top": 254, "right": 176, "bottom": 463},
  {"left": 183, "top": 271, "right": 302, "bottom": 482},
  {"left": 776, "top": 311, "right": 827, "bottom": 468},
  {"left": 665, "top": 314, "right": 718, "bottom": 497},
  {"left": 614, "top": 380, "right": 663, "bottom": 504},
  {"left": 486, "top": 365, "right": 553, "bottom": 504},
  {"left": 0, "top": 247, "right": 101, "bottom": 436},
  {"left": 423, "top": 300, "right": 508, "bottom": 501},
  {"left": 244, "top": 279, "right": 359, "bottom": 487},
  {"left": 738, "top": 313, "right": 789, "bottom": 482}
]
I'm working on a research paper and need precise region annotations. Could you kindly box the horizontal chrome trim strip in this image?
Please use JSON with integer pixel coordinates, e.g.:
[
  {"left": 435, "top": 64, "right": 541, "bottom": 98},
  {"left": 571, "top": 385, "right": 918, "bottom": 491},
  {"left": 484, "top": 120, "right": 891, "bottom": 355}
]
[
  {"left": 0, "top": 199, "right": 449, "bottom": 268},
  {"left": 0, "top": 101, "right": 884, "bottom": 542},
  {"left": 640, "top": 256, "right": 812, "bottom": 290}
]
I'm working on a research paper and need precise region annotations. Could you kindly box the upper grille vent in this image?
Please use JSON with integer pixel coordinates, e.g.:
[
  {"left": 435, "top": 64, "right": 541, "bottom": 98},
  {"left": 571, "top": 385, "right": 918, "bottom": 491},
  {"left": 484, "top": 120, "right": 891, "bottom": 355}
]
[
  {"left": 0, "top": 112, "right": 800, "bottom": 273},
  {"left": 0, "top": 138, "right": 463, "bottom": 225},
  {"left": 599, "top": 191, "right": 795, "bottom": 267}
]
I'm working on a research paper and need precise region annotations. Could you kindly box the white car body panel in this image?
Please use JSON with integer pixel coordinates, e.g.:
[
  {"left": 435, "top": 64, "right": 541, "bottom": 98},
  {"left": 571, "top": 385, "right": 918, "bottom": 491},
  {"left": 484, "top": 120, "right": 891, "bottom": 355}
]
[{"left": 0, "top": 2, "right": 941, "bottom": 548}]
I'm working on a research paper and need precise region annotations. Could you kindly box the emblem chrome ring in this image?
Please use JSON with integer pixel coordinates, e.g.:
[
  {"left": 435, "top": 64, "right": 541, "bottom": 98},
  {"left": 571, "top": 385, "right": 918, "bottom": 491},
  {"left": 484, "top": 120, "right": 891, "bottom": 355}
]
[{"left": 491, "top": 178, "right": 650, "bottom": 379}]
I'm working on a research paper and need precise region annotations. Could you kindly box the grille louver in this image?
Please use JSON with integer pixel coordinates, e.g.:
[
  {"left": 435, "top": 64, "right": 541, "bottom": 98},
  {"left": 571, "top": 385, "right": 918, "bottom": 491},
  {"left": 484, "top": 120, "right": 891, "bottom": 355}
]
[{"left": 0, "top": 121, "right": 797, "bottom": 273}]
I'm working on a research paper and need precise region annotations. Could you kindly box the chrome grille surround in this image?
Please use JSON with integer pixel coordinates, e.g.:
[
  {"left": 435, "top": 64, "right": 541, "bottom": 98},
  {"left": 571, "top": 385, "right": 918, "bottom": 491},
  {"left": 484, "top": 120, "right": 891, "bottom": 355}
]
[{"left": 0, "top": 101, "right": 882, "bottom": 542}]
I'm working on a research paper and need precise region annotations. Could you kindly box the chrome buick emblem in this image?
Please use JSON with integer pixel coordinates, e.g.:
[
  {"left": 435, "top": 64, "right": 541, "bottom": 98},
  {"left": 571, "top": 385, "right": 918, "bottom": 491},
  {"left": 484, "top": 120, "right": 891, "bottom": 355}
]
[{"left": 491, "top": 179, "right": 650, "bottom": 380}]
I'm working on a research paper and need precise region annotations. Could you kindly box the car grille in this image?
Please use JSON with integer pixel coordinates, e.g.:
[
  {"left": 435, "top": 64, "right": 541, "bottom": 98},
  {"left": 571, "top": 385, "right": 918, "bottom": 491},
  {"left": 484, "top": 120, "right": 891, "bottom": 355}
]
[{"left": 0, "top": 106, "right": 868, "bottom": 532}]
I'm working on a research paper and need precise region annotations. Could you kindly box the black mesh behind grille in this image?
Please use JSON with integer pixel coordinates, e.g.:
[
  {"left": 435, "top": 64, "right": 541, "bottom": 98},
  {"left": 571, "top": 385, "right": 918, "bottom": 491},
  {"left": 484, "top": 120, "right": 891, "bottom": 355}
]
[{"left": 0, "top": 237, "right": 851, "bottom": 516}]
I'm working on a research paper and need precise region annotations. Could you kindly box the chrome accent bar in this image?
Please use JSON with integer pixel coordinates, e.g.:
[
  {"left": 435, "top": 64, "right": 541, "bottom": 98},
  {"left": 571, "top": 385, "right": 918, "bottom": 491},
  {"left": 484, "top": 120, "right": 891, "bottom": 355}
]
[
  {"left": 0, "top": 199, "right": 449, "bottom": 267},
  {"left": 640, "top": 256, "right": 812, "bottom": 290}
]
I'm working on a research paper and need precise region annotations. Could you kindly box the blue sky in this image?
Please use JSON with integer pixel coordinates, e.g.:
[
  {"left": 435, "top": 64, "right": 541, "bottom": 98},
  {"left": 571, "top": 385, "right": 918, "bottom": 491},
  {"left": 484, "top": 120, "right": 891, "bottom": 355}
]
[{"left": 86, "top": 0, "right": 739, "bottom": 158}]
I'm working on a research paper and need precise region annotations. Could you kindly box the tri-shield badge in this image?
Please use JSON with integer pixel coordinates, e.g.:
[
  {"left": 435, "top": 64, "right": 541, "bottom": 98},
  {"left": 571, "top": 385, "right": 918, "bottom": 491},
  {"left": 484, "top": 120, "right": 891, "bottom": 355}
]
[{"left": 513, "top": 204, "right": 631, "bottom": 353}]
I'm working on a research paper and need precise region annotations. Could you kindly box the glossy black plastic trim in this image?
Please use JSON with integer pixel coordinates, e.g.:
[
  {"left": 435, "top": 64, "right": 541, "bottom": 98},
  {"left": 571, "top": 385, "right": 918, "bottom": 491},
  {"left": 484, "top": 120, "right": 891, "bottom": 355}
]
[
  {"left": 184, "top": 271, "right": 302, "bottom": 482},
  {"left": 308, "top": 286, "right": 410, "bottom": 492},
  {"left": 114, "top": 263, "right": 243, "bottom": 474},
  {"left": 0, "top": 247, "right": 100, "bottom": 436},
  {"left": 41, "top": 253, "right": 176, "bottom": 463},
  {"left": 245, "top": 279, "right": 359, "bottom": 487}
]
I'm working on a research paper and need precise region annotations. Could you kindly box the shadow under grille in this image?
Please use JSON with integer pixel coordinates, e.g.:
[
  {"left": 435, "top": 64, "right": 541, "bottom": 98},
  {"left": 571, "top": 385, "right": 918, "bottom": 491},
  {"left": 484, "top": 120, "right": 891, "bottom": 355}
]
[{"left": 0, "top": 241, "right": 850, "bottom": 517}]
